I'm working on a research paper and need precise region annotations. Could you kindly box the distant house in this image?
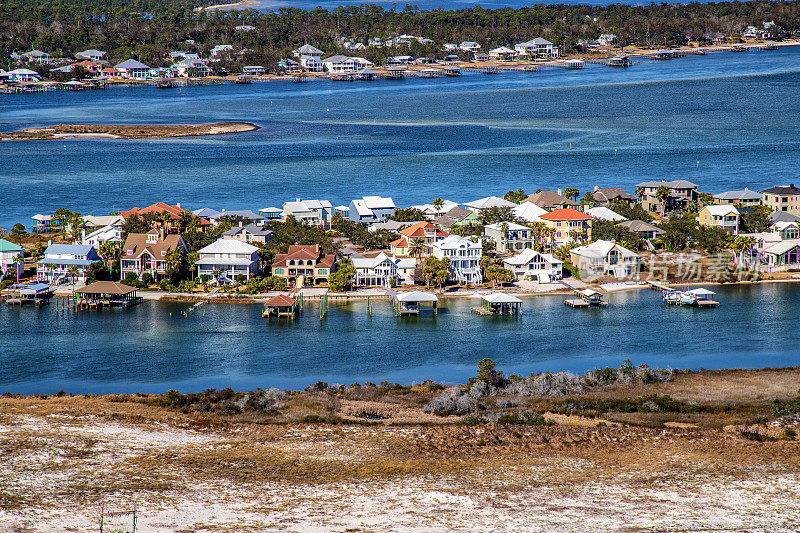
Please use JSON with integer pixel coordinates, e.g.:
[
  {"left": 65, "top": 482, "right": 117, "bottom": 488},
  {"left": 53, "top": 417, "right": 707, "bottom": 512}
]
[
  {"left": 234, "top": 25, "right": 256, "bottom": 32},
  {"left": 292, "top": 44, "right": 324, "bottom": 59},
  {"left": 322, "top": 55, "right": 373, "bottom": 73},
  {"left": 299, "top": 55, "right": 324, "bottom": 72},
  {"left": 196, "top": 239, "right": 260, "bottom": 281},
  {"left": 7, "top": 68, "right": 41, "bottom": 82},
  {"left": 585, "top": 206, "right": 627, "bottom": 222},
  {"left": 459, "top": 41, "right": 481, "bottom": 52},
  {"left": 713, "top": 188, "right": 762, "bottom": 207},
  {"left": 258, "top": 207, "right": 283, "bottom": 221},
  {"left": 697, "top": 205, "right": 740, "bottom": 234},
  {"left": 524, "top": 190, "right": 578, "bottom": 212},
  {"left": 352, "top": 252, "right": 416, "bottom": 287},
  {"left": 514, "top": 38, "right": 559, "bottom": 58},
  {"left": 597, "top": 34, "right": 617, "bottom": 46},
  {"left": 0, "top": 238, "right": 24, "bottom": 276},
  {"left": 590, "top": 186, "right": 635, "bottom": 206},
  {"left": 636, "top": 180, "right": 698, "bottom": 216},
  {"left": 389, "top": 221, "right": 449, "bottom": 256},
  {"left": 81, "top": 224, "right": 122, "bottom": 247},
  {"left": 21, "top": 50, "right": 52, "bottom": 64},
  {"left": 757, "top": 239, "right": 800, "bottom": 270},
  {"left": 192, "top": 208, "right": 222, "bottom": 219},
  {"left": 368, "top": 220, "right": 418, "bottom": 233},
  {"left": 37, "top": 244, "right": 102, "bottom": 283},
  {"left": 120, "top": 231, "right": 188, "bottom": 281},
  {"left": 242, "top": 66, "right": 265, "bottom": 75},
  {"left": 488, "top": 47, "right": 517, "bottom": 60},
  {"left": 410, "top": 200, "right": 460, "bottom": 219},
  {"left": 114, "top": 59, "right": 150, "bottom": 79},
  {"left": 512, "top": 202, "right": 547, "bottom": 223},
  {"left": 282, "top": 199, "right": 333, "bottom": 226},
  {"left": 761, "top": 184, "right": 800, "bottom": 216},
  {"left": 348, "top": 196, "right": 397, "bottom": 223},
  {"left": 431, "top": 235, "right": 482, "bottom": 284},
  {"left": 463, "top": 196, "right": 517, "bottom": 213},
  {"left": 539, "top": 208, "right": 592, "bottom": 247},
  {"left": 211, "top": 44, "right": 233, "bottom": 57},
  {"left": 31, "top": 214, "right": 56, "bottom": 233},
  {"left": 616, "top": 220, "right": 665, "bottom": 240},
  {"left": 503, "top": 248, "right": 563, "bottom": 282},
  {"left": 172, "top": 59, "right": 210, "bottom": 77},
  {"left": 278, "top": 59, "right": 300, "bottom": 73},
  {"left": 271, "top": 244, "right": 336, "bottom": 285},
  {"left": 75, "top": 49, "right": 106, "bottom": 62},
  {"left": 473, "top": 52, "right": 489, "bottom": 62},
  {"left": 483, "top": 222, "right": 533, "bottom": 254},
  {"left": 570, "top": 239, "right": 639, "bottom": 279},
  {"left": 223, "top": 223, "right": 274, "bottom": 245},
  {"left": 433, "top": 206, "right": 474, "bottom": 231},
  {"left": 210, "top": 210, "right": 265, "bottom": 225},
  {"left": 443, "top": 43, "right": 459, "bottom": 51},
  {"left": 121, "top": 202, "right": 212, "bottom": 232}
]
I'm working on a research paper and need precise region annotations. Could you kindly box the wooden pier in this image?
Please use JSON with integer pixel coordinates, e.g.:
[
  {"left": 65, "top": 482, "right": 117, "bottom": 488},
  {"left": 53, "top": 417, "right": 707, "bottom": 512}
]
[
  {"left": 389, "top": 290, "right": 438, "bottom": 316},
  {"left": 74, "top": 281, "right": 143, "bottom": 309},
  {"left": 263, "top": 293, "right": 302, "bottom": 319},
  {"left": 472, "top": 293, "right": 522, "bottom": 315},
  {"left": 565, "top": 289, "right": 608, "bottom": 308}
]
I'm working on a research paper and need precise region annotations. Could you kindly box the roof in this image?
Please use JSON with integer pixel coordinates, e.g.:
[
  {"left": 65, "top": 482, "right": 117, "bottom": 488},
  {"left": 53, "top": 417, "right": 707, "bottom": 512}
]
[
  {"left": 571, "top": 239, "right": 637, "bottom": 259},
  {"left": 121, "top": 233, "right": 184, "bottom": 260},
  {"left": 294, "top": 44, "right": 323, "bottom": 54},
  {"left": 0, "top": 238, "right": 23, "bottom": 253},
  {"left": 84, "top": 224, "right": 121, "bottom": 239},
  {"left": 83, "top": 215, "right": 124, "bottom": 227},
  {"left": 524, "top": 190, "right": 577, "bottom": 209},
  {"left": 686, "top": 288, "right": 715, "bottom": 296},
  {"left": 77, "top": 281, "right": 137, "bottom": 295},
  {"left": 464, "top": 196, "right": 516, "bottom": 210},
  {"left": 489, "top": 46, "right": 516, "bottom": 54},
  {"left": 362, "top": 196, "right": 395, "bottom": 209},
  {"left": 193, "top": 208, "right": 222, "bottom": 218},
  {"left": 210, "top": 210, "right": 264, "bottom": 221},
  {"left": 702, "top": 205, "right": 740, "bottom": 216},
  {"left": 198, "top": 238, "right": 259, "bottom": 255},
  {"left": 637, "top": 179, "right": 698, "bottom": 189},
  {"left": 480, "top": 293, "right": 522, "bottom": 304},
  {"left": 763, "top": 239, "right": 800, "bottom": 256},
  {"left": 15, "top": 283, "right": 50, "bottom": 294},
  {"left": 585, "top": 206, "right": 627, "bottom": 222},
  {"left": 114, "top": 59, "right": 150, "bottom": 69},
  {"left": 617, "top": 219, "right": 665, "bottom": 235},
  {"left": 763, "top": 184, "right": 800, "bottom": 196},
  {"left": 770, "top": 211, "right": 800, "bottom": 224},
  {"left": 44, "top": 244, "right": 96, "bottom": 256},
  {"left": 539, "top": 208, "right": 592, "bottom": 221},
  {"left": 485, "top": 221, "right": 529, "bottom": 231},
  {"left": 713, "top": 189, "right": 762, "bottom": 201},
  {"left": 223, "top": 223, "right": 273, "bottom": 237},
  {"left": 265, "top": 294, "right": 296, "bottom": 307},
  {"left": 513, "top": 202, "right": 547, "bottom": 222},
  {"left": 399, "top": 221, "right": 449, "bottom": 239},
  {"left": 259, "top": 207, "right": 283, "bottom": 214},
  {"left": 77, "top": 49, "right": 106, "bottom": 57},
  {"left": 592, "top": 187, "right": 634, "bottom": 202},
  {"left": 433, "top": 234, "right": 482, "bottom": 250},
  {"left": 272, "top": 244, "right": 335, "bottom": 268},
  {"left": 395, "top": 290, "right": 438, "bottom": 302},
  {"left": 503, "top": 248, "right": 562, "bottom": 266}
]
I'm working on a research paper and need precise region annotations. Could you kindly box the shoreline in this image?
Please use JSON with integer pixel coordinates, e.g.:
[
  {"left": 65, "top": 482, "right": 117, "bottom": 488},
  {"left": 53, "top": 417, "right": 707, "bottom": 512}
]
[
  {"left": 0, "top": 122, "right": 259, "bottom": 141},
  {"left": 194, "top": 0, "right": 258, "bottom": 11}
]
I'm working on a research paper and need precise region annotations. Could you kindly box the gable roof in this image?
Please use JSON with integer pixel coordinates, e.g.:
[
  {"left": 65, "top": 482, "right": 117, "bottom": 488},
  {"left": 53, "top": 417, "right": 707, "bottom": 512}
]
[
  {"left": 592, "top": 187, "right": 634, "bottom": 202},
  {"left": 763, "top": 184, "right": 800, "bottom": 196},
  {"left": 198, "top": 238, "right": 259, "bottom": 255},
  {"left": 585, "top": 206, "right": 627, "bottom": 222},
  {"left": 121, "top": 232, "right": 185, "bottom": 260},
  {"left": 44, "top": 243, "right": 96, "bottom": 256},
  {"left": 265, "top": 294, "right": 296, "bottom": 307},
  {"left": 115, "top": 59, "right": 150, "bottom": 69},
  {"left": 617, "top": 219, "right": 665, "bottom": 235},
  {"left": 539, "top": 208, "right": 592, "bottom": 221},
  {"left": 524, "top": 190, "right": 577, "bottom": 209},
  {"left": 512, "top": 201, "right": 547, "bottom": 222},
  {"left": 503, "top": 248, "right": 562, "bottom": 266},
  {"left": 571, "top": 239, "right": 637, "bottom": 259},
  {"left": 464, "top": 196, "right": 516, "bottom": 210},
  {"left": 0, "top": 238, "right": 23, "bottom": 253},
  {"left": 223, "top": 223, "right": 273, "bottom": 237},
  {"left": 702, "top": 204, "right": 740, "bottom": 216}
]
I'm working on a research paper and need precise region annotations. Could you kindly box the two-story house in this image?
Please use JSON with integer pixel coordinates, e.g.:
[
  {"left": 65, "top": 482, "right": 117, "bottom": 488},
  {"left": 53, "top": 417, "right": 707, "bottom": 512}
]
[
  {"left": 37, "top": 244, "right": 102, "bottom": 283},
  {"left": 120, "top": 230, "right": 188, "bottom": 281},
  {"left": 223, "top": 223, "right": 274, "bottom": 244},
  {"left": 81, "top": 224, "right": 123, "bottom": 247},
  {"left": 539, "top": 208, "right": 593, "bottom": 248},
  {"left": 502, "top": 248, "right": 563, "bottom": 283},
  {"left": 348, "top": 196, "right": 397, "bottom": 223},
  {"left": 483, "top": 222, "right": 534, "bottom": 253},
  {"left": 389, "top": 222, "right": 449, "bottom": 256},
  {"left": 636, "top": 180, "right": 698, "bottom": 217},
  {"left": 282, "top": 199, "right": 333, "bottom": 226},
  {"left": 514, "top": 38, "right": 559, "bottom": 58},
  {"left": 352, "top": 252, "right": 416, "bottom": 287},
  {"left": 523, "top": 190, "right": 578, "bottom": 212},
  {"left": 196, "top": 239, "right": 260, "bottom": 281},
  {"left": 697, "top": 205, "right": 740, "bottom": 234},
  {"left": 431, "top": 235, "right": 483, "bottom": 284},
  {"left": 713, "top": 188, "right": 762, "bottom": 208},
  {"left": 0, "top": 238, "right": 24, "bottom": 277},
  {"left": 762, "top": 184, "right": 800, "bottom": 216},
  {"left": 590, "top": 186, "right": 636, "bottom": 207},
  {"left": 569, "top": 240, "right": 639, "bottom": 279},
  {"left": 271, "top": 244, "right": 336, "bottom": 285},
  {"left": 463, "top": 196, "right": 517, "bottom": 214}
]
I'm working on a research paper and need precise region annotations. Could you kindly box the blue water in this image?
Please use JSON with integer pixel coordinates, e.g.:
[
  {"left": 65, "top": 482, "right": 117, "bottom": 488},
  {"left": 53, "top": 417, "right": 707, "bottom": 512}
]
[
  {"left": 0, "top": 284, "right": 798, "bottom": 394},
  {"left": 2, "top": 46, "right": 800, "bottom": 231}
]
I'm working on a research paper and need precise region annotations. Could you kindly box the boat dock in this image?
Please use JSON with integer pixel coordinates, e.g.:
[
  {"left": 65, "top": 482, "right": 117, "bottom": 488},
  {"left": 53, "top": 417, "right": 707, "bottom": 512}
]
[
  {"left": 471, "top": 293, "right": 522, "bottom": 315},
  {"left": 388, "top": 290, "right": 438, "bottom": 316},
  {"left": 565, "top": 289, "right": 608, "bottom": 308},
  {"left": 662, "top": 287, "right": 720, "bottom": 308},
  {"left": 263, "top": 293, "right": 303, "bottom": 319}
]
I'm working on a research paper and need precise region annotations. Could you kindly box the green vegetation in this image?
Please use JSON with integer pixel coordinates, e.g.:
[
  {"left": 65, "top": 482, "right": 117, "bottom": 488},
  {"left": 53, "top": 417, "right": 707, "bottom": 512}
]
[
  {"left": 422, "top": 256, "right": 450, "bottom": 290},
  {"left": 556, "top": 394, "right": 713, "bottom": 414},
  {"left": 590, "top": 219, "right": 644, "bottom": 250},
  {"left": 503, "top": 189, "right": 527, "bottom": 204},
  {"left": 389, "top": 208, "right": 426, "bottom": 222},
  {"left": 327, "top": 258, "right": 356, "bottom": 291}
]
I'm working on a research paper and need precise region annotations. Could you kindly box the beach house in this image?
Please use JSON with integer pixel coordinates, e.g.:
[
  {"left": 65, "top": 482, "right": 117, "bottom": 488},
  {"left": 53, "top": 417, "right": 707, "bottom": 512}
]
[
  {"left": 523, "top": 190, "right": 578, "bottom": 211},
  {"left": 589, "top": 186, "right": 635, "bottom": 207},
  {"left": 75, "top": 49, "right": 106, "bottom": 62},
  {"left": 512, "top": 201, "right": 547, "bottom": 223},
  {"left": 120, "top": 202, "right": 212, "bottom": 232},
  {"left": 539, "top": 208, "right": 592, "bottom": 247},
  {"left": 282, "top": 199, "right": 333, "bottom": 226},
  {"left": 120, "top": 230, "right": 188, "bottom": 281},
  {"left": 299, "top": 55, "right": 324, "bottom": 72},
  {"left": 31, "top": 214, "right": 57, "bottom": 233},
  {"left": 389, "top": 221, "right": 449, "bottom": 256},
  {"left": 0, "top": 238, "right": 24, "bottom": 277},
  {"left": 322, "top": 55, "right": 373, "bottom": 73},
  {"left": 713, "top": 188, "right": 762, "bottom": 208},
  {"left": 114, "top": 59, "right": 150, "bottom": 79},
  {"left": 352, "top": 252, "right": 416, "bottom": 287},
  {"left": 761, "top": 185, "right": 800, "bottom": 216},
  {"left": 209, "top": 210, "right": 265, "bottom": 225},
  {"left": 196, "top": 239, "right": 260, "bottom": 282},
  {"left": 502, "top": 248, "right": 563, "bottom": 282},
  {"left": 514, "top": 38, "right": 559, "bottom": 58},
  {"left": 271, "top": 244, "right": 336, "bottom": 286},
  {"left": 348, "top": 196, "right": 397, "bottom": 223},
  {"left": 223, "top": 223, "right": 274, "bottom": 245},
  {"left": 410, "top": 200, "right": 460, "bottom": 219},
  {"left": 292, "top": 44, "right": 324, "bottom": 59},
  {"left": 697, "top": 205, "right": 740, "bottom": 234},
  {"left": 483, "top": 222, "right": 534, "bottom": 253},
  {"left": 759, "top": 241, "right": 800, "bottom": 270},
  {"left": 585, "top": 206, "right": 627, "bottom": 222},
  {"left": 570, "top": 239, "right": 639, "bottom": 279},
  {"left": 636, "top": 180, "right": 698, "bottom": 217},
  {"left": 463, "top": 196, "right": 517, "bottom": 213},
  {"left": 242, "top": 66, "right": 265, "bottom": 75},
  {"left": 488, "top": 47, "right": 517, "bottom": 60},
  {"left": 6, "top": 69, "right": 41, "bottom": 82},
  {"left": 37, "top": 244, "right": 102, "bottom": 284},
  {"left": 459, "top": 42, "right": 481, "bottom": 52},
  {"left": 21, "top": 50, "right": 52, "bottom": 64},
  {"left": 81, "top": 225, "right": 122, "bottom": 247},
  {"left": 433, "top": 207, "right": 475, "bottom": 231},
  {"left": 616, "top": 220, "right": 665, "bottom": 240},
  {"left": 431, "top": 235, "right": 483, "bottom": 284}
]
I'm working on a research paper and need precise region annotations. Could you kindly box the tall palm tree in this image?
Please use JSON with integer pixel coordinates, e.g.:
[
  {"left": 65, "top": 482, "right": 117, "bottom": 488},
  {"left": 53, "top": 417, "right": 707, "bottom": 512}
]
[
  {"left": 159, "top": 211, "right": 173, "bottom": 233},
  {"left": 432, "top": 197, "right": 444, "bottom": 215},
  {"left": 409, "top": 237, "right": 426, "bottom": 258},
  {"left": 563, "top": 187, "right": 579, "bottom": 202}
]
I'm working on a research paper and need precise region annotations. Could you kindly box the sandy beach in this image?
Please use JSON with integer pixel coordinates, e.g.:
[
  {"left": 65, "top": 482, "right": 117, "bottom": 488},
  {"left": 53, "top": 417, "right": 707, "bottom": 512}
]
[
  {"left": 194, "top": 0, "right": 258, "bottom": 11},
  {"left": 0, "top": 122, "right": 259, "bottom": 141}
]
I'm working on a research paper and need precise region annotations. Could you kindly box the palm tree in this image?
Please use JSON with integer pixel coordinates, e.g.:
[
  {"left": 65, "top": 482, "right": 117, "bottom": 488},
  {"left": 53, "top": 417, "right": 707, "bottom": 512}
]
[
  {"left": 409, "top": 237, "right": 426, "bottom": 258},
  {"left": 67, "top": 265, "right": 79, "bottom": 294},
  {"left": 159, "top": 211, "right": 173, "bottom": 233},
  {"left": 177, "top": 211, "right": 194, "bottom": 233},
  {"left": 165, "top": 249, "right": 183, "bottom": 271},
  {"left": 432, "top": 197, "right": 444, "bottom": 215},
  {"left": 635, "top": 187, "right": 645, "bottom": 199},
  {"left": 563, "top": 187, "right": 579, "bottom": 202}
]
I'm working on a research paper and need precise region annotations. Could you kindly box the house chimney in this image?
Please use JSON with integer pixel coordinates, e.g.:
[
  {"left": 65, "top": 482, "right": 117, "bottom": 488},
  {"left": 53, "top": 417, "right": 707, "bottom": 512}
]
[
  {"left": 557, "top": 188, "right": 562, "bottom": 196},
  {"left": 594, "top": 185, "right": 599, "bottom": 192},
  {"left": 159, "top": 228, "right": 165, "bottom": 240},
  {"left": 176, "top": 202, "right": 181, "bottom": 209}
]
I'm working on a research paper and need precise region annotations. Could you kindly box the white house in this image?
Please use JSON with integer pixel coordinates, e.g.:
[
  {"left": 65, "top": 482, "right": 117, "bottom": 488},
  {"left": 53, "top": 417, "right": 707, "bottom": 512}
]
[
  {"left": 81, "top": 225, "right": 122, "bottom": 247},
  {"left": 37, "top": 244, "right": 102, "bottom": 284},
  {"left": 293, "top": 44, "right": 324, "bottom": 58},
  {"left": 211, "top": 44, "right": 233, "bottom": 57},
  {"left": 503, "top": 248, "right": 563, "bottom": 282},
  {"left": 322, "top": 55, "right": 373, "bottom": 73},
  {"left": 597, "top": 34, "right": 617, "bottom": 46},
  {"left": 82, "top": 214, "right": 124, "bottom": 230},
  {"left": 115, "top": 59, "right": 150, "bottom": 79},
  {"left": 352, "top": 252, "right": 416, "bottom": 287},
  {"left": 570, "top": 239, "right": 639, "bottom": 279},
  {"left": 21, "top": 50, "right": 52, "bottom": 64},
  {"left": 585, "top": 206, "right": 627, "bottom": 222},
  {"left": 0, "top": 238, "right": 24, "bottom": 277},
  {"left": 196, "top": 239, "right": 261, "bottom": 281},
  {"left": 223, "top": 223, "right": 274, "bottom": 244},
  {"left": 348, "top": 196, "right": 397, "bottom": 223},
  {"left": 431, "top": 235, "right": 483, "bottom": 284},
  {"left": 282, "top": 199, "right": 333, "bottom": 226},
  {"left": 483, "top": 222, "right": 534, "bottom": 253},
  {"left": 488, "top": 46, "right": 517, "bottom": 60},
  {"left": 512, "top": 201, "right": 547, "bottom": 223},
  {"left": 299, "top": 55, "right": 324, "bottom": 72},
  {"left": 7, "top": 68, "right": 41, "bottom": 82},
  {"left": 76, "top": 49, "right": 106, "bottom": 62},
  {"left": 410, "top": 200, "right": 460, "bottom": 219},
  {"left": 459, "top": 41, "right": 481, "bottom": 52},
  {"left": 463, "top": 196, "right": 517, "bottom": 213},
  {"left": 514, "top": 38, "right": 559, "bottom": 58},
  {"left": 242, "top": 66, "right": 265, "bottom": 75}
]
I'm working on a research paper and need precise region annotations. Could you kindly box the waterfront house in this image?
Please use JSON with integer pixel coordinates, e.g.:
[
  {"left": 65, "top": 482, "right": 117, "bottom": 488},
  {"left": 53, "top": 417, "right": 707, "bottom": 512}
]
[
  {"left": 196, "top": 239, "right": 260, "bottom": 282},
  {"left": 502, "top": 248, "right": 563, "bottom": 282},
  {"left": 713, "top": 188, "right": 762, "bottom": 208},
  {"left": 473, "top": 52, "right": 489, "bottom": 61},
  {"left": 21, "top": 50, "right": 52, "bottom": 64},
  {"left": 173, "top": 59, "right": 211, "bottom": 77},
  {"left": 433, "top": 206, "right": 473, "bottom": 231},
  {"left": 120, "top": 230, "right": 187, "bottom": 281},
  {"left": 539, "top": 208, "right": 592, "bottom": 247},
  {"left": 636, "top": 180, "right": 698, "bottom": 217},
  {"left": 431, "top": 235, "right": 483, "bottom": 284},
  {"left": 292, "top": 44, "right": 324, "bottom": 59},
  {"left": 389, "top": 221, "right": 449, "bottom": 256},
  {"left": 443, "top": 43, "right": 458, "bottom": 51},
  {"left": 242, "top": 66, "right": 265, "bottom": 75},
  {"left": 75, "top": 49, "right": 106, "bottom": 62},
  {"left": 271, "top": 244, "right": 336, "bottom": 285},
  {"left": 121, "top": 202, "right": 211, "bottom": 232},
  {"left": 282, "top": 199, "right": 333, "bottom": 226},
  {"left": 590, "top": 186, "right": 635, "bottom": 206},
  {"left": 211, "top": 44, "right": 233, "bottom": 58},
  {"left": 258, "top": 207, "right": 284, "bottom": 222},
  {"left": 514, "top": 38, "right": 559, "bottom": 58},
  {"left": 483, "top": 222, "right": 533, "bottom": 253},
  {"left": 348, "top": 196, "right": 397, "bottom": 223},
  {"left": 523, "top": 190, "right": 578, "bottom": 211},
  {"left": 459, "top": 42, "right": 481, "bottom": 52},
  {"left": 570, "top": 239, "right": 639, "bottom": 279},
  {"left": 368, "top": 220, "right": 419, "bottom": 233},
  {"left": 7, "top": 69, "right": 41, "bottom": 82},
  {"left": 31, "top": 214, "right": 57, "bottom": 233},
  {"left": 598, "top": 34, "right": 617, "bottom": 46},
  {"left": 488, "top": 47, "right": 517, "bottom": 60},
  {"left": 192, "top": 208, "right": 222, "bottom": 219},
  {"left": 463, "top": 196, "right": 517, "bottom": 213},
  {"left": 223, "top": 223, "right": 274, "bottom": 244},
  {"left": 100, "top": 67, "right": 121, "bottom": 78},
  {"left": 235, "top": 25, "right": 256, "bottom": 31},
  {"left": 114, "top": 59, "right": 150, "bottom": 79},
  {"left": 81, "top": 224, "right": 122, "bottom": 247},
  {"left": 37, "top": 244, "right": 102, "bottom": 284},
  {"left": 512, "top": 201, "right": 547, "bottom": 223},
  {"left": 697, "top": 205, "right": 740, "bottom": 234},
  {"left": 410, "top": 200, "right": 460, "bottom": 219},
  {"left": 322, "top": 55, "right": 373, "bottom": 73},
  {"left": 278, "top": 59, "right": 300, "bottom": 73},
  {"left": 352, "top": 252, "right": 416, "bottom": 287},
  {"left": 762, "top": 184, "right": 800, "bottom": 216},
  {"left": 299, "top": 55, "right": 324, "bottom": 72},
  {"left": 616, "top": 219, "right": 665, "bottom": 240},
  {"left": 585, "top": 206, "right": 627, "bottom": 222},
  {"left": 0, "top": 238, "right": 24, "bottom": 277},
  {"left": 759, "top": 240, "right": 800, "bottom": 270}
]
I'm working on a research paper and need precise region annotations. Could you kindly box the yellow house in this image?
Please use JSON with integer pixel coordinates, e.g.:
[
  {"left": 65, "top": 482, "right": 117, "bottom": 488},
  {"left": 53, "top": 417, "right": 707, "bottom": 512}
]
[
  {"left": 538, "top": 208, "right": 593, "bottom": 247},
  {"left": 697, "top": 205, "right": 739, "bottom": 234}
]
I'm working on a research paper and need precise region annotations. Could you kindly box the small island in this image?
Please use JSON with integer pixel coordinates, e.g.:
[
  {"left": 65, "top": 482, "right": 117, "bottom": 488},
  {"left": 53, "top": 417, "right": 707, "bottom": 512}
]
[{"left": 1, "top": 121, "right": 259, "bottom": 140}]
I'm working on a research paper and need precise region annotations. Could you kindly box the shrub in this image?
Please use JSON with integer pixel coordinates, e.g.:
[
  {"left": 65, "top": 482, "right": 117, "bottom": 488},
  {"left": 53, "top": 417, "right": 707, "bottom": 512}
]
[{"left": 424, "top": 387, "right": 478, "bottom": 416}]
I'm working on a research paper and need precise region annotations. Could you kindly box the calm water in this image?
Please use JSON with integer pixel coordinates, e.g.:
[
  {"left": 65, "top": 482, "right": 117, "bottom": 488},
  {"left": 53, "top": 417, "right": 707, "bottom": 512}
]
[{"left": 0, "top": 284, "right": 798, "bottom": 394}]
